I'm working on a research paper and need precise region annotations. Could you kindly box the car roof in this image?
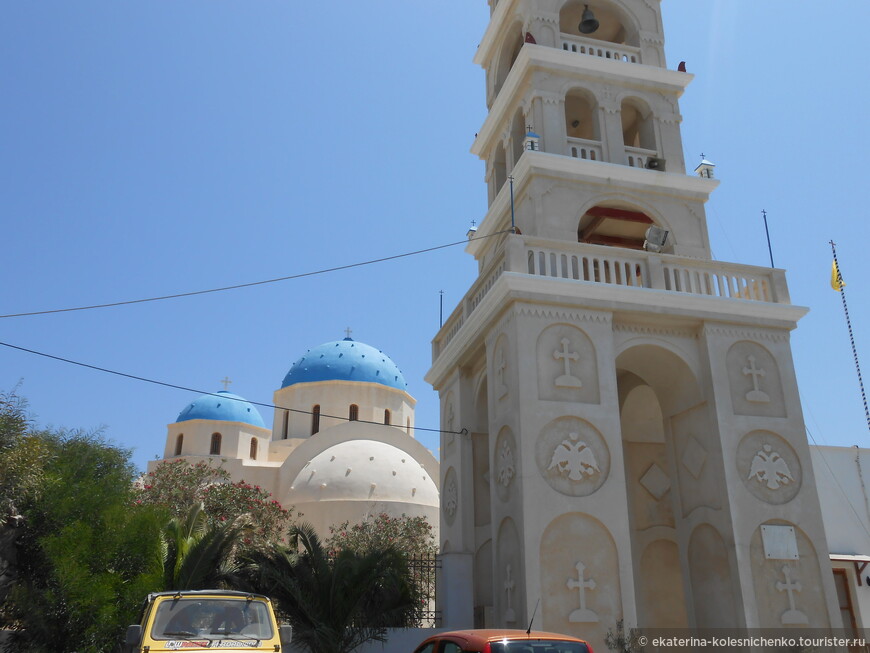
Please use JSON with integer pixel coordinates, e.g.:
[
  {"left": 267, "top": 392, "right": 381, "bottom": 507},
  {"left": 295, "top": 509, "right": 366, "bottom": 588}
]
[
  {"left": 424, "top": 629, "right": 589, "bottom": 646},
  {"left": 147, "top": 590, "right": 271, "bottom": 601}
]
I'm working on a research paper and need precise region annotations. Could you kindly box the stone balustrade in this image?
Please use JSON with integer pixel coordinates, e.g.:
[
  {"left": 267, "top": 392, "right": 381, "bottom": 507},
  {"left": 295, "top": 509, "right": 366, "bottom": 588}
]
[
  {"left": 560, "top": 34, "right": 641, "bottom": 64},
  {"left": 432, "top": 236, "right": 789, "bottom": 360}
]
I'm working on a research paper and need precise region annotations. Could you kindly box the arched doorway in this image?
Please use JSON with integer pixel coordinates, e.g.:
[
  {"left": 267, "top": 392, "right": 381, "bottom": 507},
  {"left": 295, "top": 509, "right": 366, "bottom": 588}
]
[{"left": 616, "top": 343, "right": 739, "bottom": 628}]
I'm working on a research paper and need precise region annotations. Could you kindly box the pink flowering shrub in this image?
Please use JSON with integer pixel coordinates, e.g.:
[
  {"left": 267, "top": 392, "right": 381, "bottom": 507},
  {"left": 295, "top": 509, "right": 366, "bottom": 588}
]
[
  {"left": 325, "top": 513, "right": 436, "bottom": 557},
  {"left": 134, "top": 459, "right": 294, "bottom": 545}
]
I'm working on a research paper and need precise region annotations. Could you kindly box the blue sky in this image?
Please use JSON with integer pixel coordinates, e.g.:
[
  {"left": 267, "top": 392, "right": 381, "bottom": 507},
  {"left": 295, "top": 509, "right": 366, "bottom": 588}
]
[{"left": 2, "top": 1, "right": 868, "bottom": 473}]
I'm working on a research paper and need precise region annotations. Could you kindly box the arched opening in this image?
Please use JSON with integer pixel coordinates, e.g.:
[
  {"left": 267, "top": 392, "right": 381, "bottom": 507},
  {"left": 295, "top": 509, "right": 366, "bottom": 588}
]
[
  {"left": 565, "top": 88, "right": 600, "bottom": 160},
  {"left": 174, "top": 434, "right": 183, "bottom": 456},
  {"left": 210, "top": 432, "right": 222, "bottom": 456},
  {"left": 510, "top": 108, "right": 526, "bottom": 168},
  {"left": 621, "top": 98, "right": 657, "bottom": 166},
  {"left": 493, "top": 25, "right": 524, "bottom": 100},
  {"left": 349, "top": 404, "right": 359, "bottom": 421},
  {"left": 249, "top": 438, "right": 258, "bottom": 460},
  {"left": 616, "top": 344, "right": 736, "bottom": 629},
  {"left": 577, "top": 203, "right": 654, "bottom": 252},
  {"left": 491, "top": 142, "right": 507, "bottom": 202},
  {"left": 384, "top": 408, "right": 391, "bottom": 425},
  {"left": 282, "top": 409, "right": 289, "bottom": 439},
  {"left": 559, "top": 1, "right": 639, "bottom": 51},
  {"left": 311, "top": 405, "right": 320, "bottom": 435}
]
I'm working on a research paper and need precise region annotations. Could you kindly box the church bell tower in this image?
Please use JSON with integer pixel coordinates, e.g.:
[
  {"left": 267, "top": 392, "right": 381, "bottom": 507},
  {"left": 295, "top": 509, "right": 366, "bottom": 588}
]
[{"left": 427, "top": 0, "right": 841, "bottom": 646}]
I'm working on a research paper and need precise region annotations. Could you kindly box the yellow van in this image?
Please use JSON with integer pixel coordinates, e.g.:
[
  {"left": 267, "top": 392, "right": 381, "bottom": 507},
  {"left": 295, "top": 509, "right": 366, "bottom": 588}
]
[{"left": 123, "top": 590, "right": 292, "bottom": 652}]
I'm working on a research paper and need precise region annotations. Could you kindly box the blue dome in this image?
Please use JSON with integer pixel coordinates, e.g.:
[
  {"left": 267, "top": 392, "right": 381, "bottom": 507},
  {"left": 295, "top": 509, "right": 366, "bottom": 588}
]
[
  {"left": 282, "top": 338, "right": 407, "bottom": 391},
  {"left": 176, "top": 391, "right": 266, "bottom": 428}
]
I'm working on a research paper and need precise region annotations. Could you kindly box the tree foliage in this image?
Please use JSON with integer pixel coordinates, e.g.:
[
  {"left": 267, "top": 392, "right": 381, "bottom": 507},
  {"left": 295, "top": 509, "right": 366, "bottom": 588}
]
[
  {"left": 0, "top": 389, "right": 45, "bottom": 519},
  {"left": 1, "top": 426, "right": 165, "bottom": 653},
  {"left": 135, "top": 460, "right": 294, "bottom": 546},
  {"left": 326, "top": 512, "right": 437, "bottom": 557},
  {"left": 242, "top": 523, "right": 419, "bottom": 653},
  {"left": 159, "top": 503, "right": 245, "bottom": 591}
]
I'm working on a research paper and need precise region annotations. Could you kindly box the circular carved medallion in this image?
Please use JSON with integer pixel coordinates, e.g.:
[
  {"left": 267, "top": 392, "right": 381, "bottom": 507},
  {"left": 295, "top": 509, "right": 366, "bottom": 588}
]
[
  {"left": 535, "top": 416, "right": 609, "bottom": 496},
  {"left": 737, "top": 430, "right": 801, "bottom": 505}
]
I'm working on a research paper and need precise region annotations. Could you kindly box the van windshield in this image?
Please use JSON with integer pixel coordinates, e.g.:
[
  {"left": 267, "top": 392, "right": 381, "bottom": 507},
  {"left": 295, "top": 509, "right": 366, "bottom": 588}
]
[{"left": 151, "top": 597, "right": 274, "bottom": 643}]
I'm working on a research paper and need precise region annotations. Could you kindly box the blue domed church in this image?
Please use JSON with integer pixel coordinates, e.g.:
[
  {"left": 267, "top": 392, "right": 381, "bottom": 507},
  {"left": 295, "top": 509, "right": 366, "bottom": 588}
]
[{"left": 150, "top": 337, "right": 440, "bottom": 538}]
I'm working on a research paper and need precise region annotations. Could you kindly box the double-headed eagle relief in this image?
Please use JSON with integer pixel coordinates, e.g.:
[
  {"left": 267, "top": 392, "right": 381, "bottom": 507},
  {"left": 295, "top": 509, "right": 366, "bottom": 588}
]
[
  {"left": 548, "top": 432, "right": 601, "bottom": 481},
  {"left": 748, "top": 444, "right": 794, "bottom": 490}
]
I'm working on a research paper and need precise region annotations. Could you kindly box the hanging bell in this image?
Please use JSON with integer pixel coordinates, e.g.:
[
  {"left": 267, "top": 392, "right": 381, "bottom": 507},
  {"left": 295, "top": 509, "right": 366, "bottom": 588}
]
[{"left": 579, "top": 4, "right": 599, "bottom": 34}]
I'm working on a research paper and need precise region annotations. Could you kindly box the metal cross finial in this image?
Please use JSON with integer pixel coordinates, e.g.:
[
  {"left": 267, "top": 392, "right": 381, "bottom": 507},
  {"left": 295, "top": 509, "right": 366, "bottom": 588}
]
[
  {"left": 700, "top": 152, "right": 705, "bottom": 159},
  {"left": 220, "top": 376, "right": 232, "bottom": 391},
  {"left": 344, "top": 327, "right": 353, "bottom": 338},
  {"left": 527, "top": 124, "right": 533, "bottom": 132}
]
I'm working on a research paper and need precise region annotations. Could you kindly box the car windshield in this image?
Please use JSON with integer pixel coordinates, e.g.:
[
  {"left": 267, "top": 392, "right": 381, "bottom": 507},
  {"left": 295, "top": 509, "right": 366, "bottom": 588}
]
[
  {"left": 490, "top": 642, "right": 589, "bottom": 653},
  {"left": 151, "top": 597, "right": 273, "bottom": 642}
]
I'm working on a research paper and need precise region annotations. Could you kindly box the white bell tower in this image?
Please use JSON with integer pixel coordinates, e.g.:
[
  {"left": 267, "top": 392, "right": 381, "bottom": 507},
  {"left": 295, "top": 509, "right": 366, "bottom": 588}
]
[{"left": 428, "top": 0, "right": 841, "bottom": 647}]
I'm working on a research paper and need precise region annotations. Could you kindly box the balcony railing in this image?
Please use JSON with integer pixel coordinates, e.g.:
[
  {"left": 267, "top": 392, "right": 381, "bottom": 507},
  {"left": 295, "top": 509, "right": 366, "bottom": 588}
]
[
  {"left": 625, "top": 146, "right": 658, "bottom": 168},
  {"left": 560, "top": 34, "right": 641, "bottom": 64},
  {"left": 433, "top": 236, "right": 789, "bottom": 360},
  {"left": 567, "top": 137, "right": 603, "bottom": 161}
]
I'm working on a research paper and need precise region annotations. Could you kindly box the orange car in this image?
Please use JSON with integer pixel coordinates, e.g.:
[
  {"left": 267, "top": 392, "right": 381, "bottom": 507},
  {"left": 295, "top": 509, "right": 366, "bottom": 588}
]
[{"left": 413, "top": 629, "right": 594, "bottom": 653}]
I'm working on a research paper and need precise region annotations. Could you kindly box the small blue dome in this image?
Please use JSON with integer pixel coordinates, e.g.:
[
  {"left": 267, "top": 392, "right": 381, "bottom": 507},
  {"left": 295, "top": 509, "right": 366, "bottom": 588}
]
[
  {"left": 282, "top": 338, "right": 407, "bottom": 391},
  {"left": 176, "top": 390, "right": 266, "bottom": 428}
]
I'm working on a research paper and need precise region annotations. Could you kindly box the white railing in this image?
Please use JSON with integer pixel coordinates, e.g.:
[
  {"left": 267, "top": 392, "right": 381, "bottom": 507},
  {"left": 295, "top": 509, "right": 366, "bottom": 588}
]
[
  {"left": 662, "top": 262, "right": 772, "bottom": 302},
  {"left": 432, "top": 236, "right": 788, "bottom": 361},
  {"left": 560, "top": 34, "right": 641, "bottom": 64},
  {"left": 526, "top": 244, "right": 648, "bottom": 288},
  {"left": 625, "top": 146, "right": 658, "bottom": 169},
  {"left": 567, "top": 137, "right": 603, "bottom": 162}
]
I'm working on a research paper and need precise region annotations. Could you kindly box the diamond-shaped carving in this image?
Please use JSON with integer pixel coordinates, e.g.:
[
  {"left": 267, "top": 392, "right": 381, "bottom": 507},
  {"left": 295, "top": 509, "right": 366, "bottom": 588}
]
[
  {"left": 639, "top": 463, "right": 671, "bottom": 500},
  {"left": 681, "top": 437, "right": 707, "bottom": 479}
]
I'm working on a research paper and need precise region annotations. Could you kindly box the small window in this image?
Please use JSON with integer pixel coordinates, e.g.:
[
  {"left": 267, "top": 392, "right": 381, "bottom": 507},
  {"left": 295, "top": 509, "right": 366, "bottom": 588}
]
[
  {"left": 174, "top": 434, "right": 183, "bottom": 456},
  {"left": 210, "top": 432, "right": 222, "bottom": 455},
  {"left": 249, "top": 438, "right": 258, "bottom": 460},
  {"left": 311, "top": 405, "right": 320, "bottom": 435},
  {"left": 349, "top": 404, "right": 359, "bottom": 421},
  {"left": 384, "top": 409, "right": 391, "bottom": 425},
  {"left": 282, "top": 409, "right": 289, "bottom": 440},
  {"left": 406, "top": 417, "right": 411, "bottom": 434}
]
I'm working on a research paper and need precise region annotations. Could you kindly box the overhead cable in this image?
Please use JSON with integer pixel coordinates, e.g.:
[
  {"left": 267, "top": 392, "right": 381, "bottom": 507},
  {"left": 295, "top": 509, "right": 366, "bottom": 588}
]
[
  {"left": 0, "top": 230, "right": 514, "bottom": 319},
  {"left": 0, "top": 339, "right": 466, "bottom": 436}
]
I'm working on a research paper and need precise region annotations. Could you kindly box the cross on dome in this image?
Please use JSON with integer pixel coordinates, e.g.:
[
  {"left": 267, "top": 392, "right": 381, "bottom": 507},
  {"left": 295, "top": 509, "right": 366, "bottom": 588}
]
[{"left": 220, "top": 376, "right": 232, "bottom": 391}]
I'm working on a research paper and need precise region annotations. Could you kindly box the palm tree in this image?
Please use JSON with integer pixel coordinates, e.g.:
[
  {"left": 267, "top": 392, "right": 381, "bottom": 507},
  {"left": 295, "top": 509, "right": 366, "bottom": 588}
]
[
  {"left": 242, "top": 522, "right": 418, "bottom": 653},
  {"left": 160, "top": 503, "right": 244, "bottom": 590}
]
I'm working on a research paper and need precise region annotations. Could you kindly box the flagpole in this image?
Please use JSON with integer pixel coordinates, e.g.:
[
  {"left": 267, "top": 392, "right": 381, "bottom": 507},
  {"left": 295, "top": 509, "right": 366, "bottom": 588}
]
[{"left": 830, "top": 240, "right": 870, "bottom": 433}]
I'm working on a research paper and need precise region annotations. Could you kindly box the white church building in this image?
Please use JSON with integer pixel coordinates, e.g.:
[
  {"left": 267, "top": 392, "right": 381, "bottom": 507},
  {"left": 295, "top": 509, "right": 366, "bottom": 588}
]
[{"left": 150, "top": 336, "right": 440, "bottom": 539}]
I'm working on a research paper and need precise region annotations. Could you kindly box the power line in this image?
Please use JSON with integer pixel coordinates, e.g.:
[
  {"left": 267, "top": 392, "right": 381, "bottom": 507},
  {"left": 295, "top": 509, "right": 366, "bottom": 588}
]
[
  {"left": 0, "top": 339, "right": 466, "bottom": 437},
  {"left": 0, "top": 230, "right": 513, "bottom": 319}
]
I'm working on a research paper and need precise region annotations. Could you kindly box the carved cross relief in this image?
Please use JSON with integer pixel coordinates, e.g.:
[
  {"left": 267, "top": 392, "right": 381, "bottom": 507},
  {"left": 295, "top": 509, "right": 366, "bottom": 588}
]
[
  {"left": 553, "top": 338, "right": 583, "bottom": 388},
  {"left": 496, "top": 348, "right": 509, "bottom": 399},
  {"left": 742, "top": 355, "right": 770, "bottom": 403},
  {"left": 567, "top": 561, "right": 599, "bottom": 623},
  {"left": 775, "top": 565, "right": 808, "bottom": 625},
  {"left": 504, "top": 563, "right": 517, "bottom": 623}
]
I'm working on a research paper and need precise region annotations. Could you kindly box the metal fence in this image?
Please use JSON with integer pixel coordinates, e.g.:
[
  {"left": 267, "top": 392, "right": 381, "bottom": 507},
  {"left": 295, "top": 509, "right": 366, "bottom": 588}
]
[{"left": 408, "top": 553, "right": 441, "bottom": 628}]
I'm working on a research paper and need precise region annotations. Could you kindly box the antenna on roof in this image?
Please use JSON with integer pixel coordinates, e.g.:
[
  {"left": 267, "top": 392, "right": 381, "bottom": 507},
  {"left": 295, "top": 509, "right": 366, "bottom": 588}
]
[{"left": 526, "top": 598, "right": 540, "bottom": 635}]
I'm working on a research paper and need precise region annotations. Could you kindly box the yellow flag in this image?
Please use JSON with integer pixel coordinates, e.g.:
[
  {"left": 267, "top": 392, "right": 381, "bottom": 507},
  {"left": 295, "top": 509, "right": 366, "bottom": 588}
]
[{"left": 831, "top": 260, "right": 846, "bottom": 291}]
